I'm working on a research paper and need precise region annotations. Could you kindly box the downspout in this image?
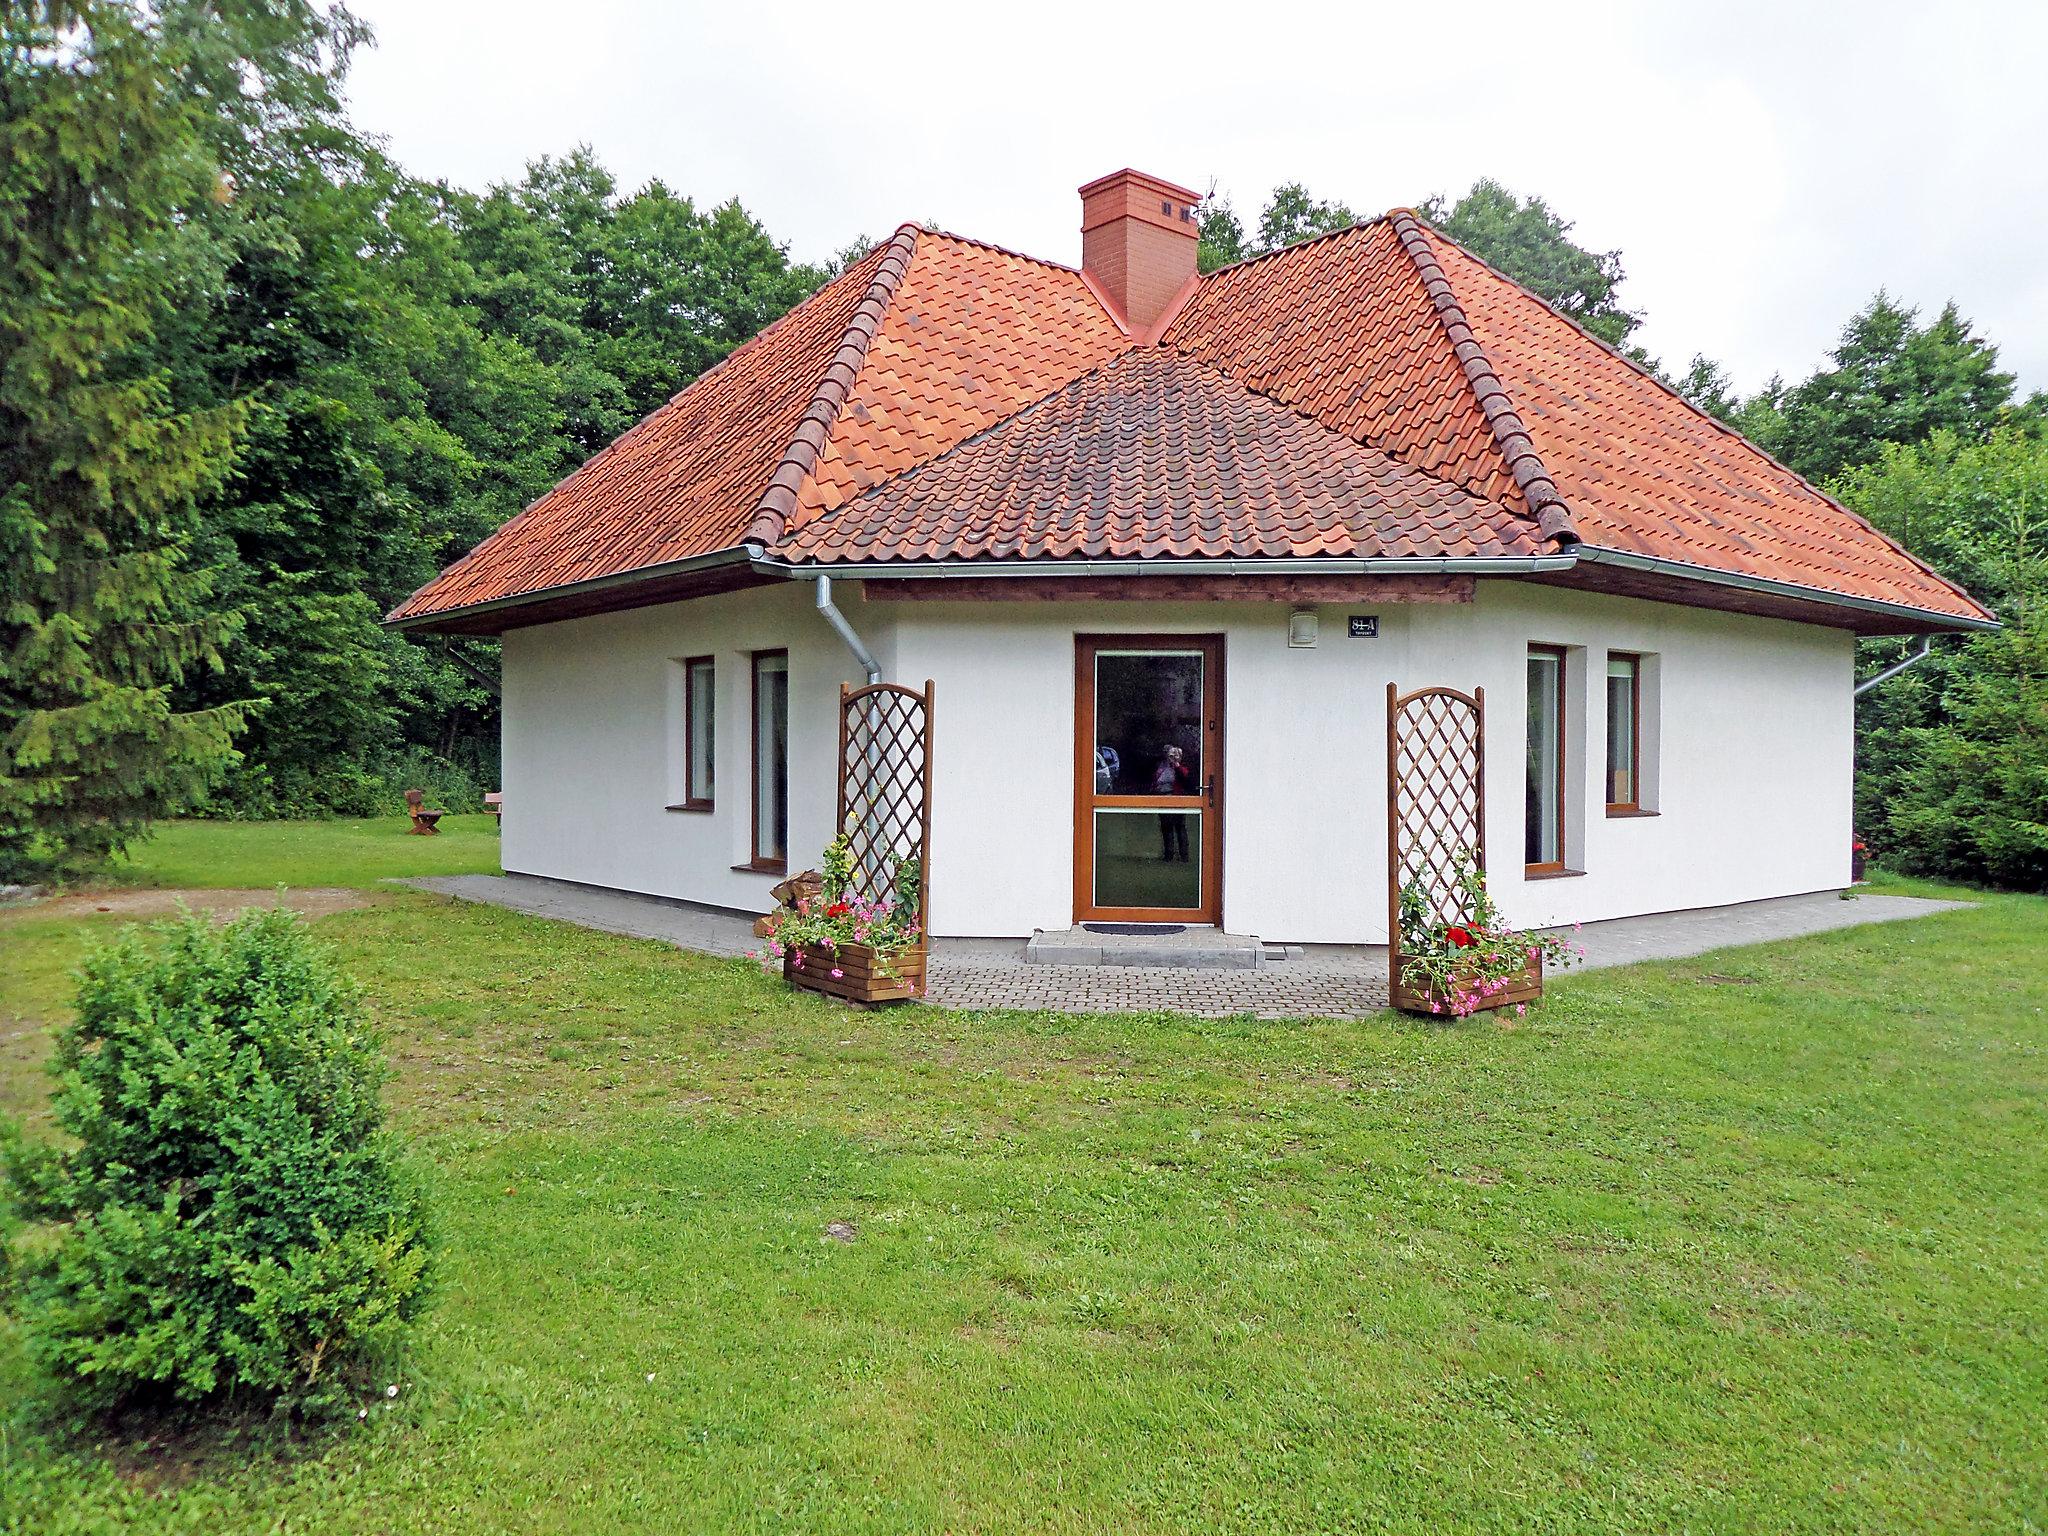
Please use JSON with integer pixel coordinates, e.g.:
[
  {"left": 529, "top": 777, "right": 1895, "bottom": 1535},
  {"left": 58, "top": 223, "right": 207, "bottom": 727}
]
[
  {"left": 439, "top": 639, "right": 502, "bottom": 699},
  {"left": 1853, "top": 635, "right": 1935, "bottom": 697},
  {"left": 814, "top": 572, "right": 881, "bottom": 685}
]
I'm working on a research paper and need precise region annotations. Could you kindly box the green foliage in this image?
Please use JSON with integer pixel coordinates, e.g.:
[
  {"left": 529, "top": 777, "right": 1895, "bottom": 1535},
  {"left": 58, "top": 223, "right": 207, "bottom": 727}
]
[
  {"left": 1743, "top": 293, "right": 2044, "bottom": 482},
  {"left": 753, "top": 835, "right": 922, "bottom": 973},
  {"left": 0, "top": 907, "right": 431, "bottom": 1414},
  {"left": 1674, "top": 354, "right": 1742, "bottom": 425},
  {"left": 1195, "top": 180, "right": 1355, "bottom": 273},
  {"left": 1421, "top": 178, "right": 1641, "bottom": 350},
  {"left": 1254, "top": 182, "right": 1358, "bottom": 254},
  {"left": 1837, "top": 430, "right": 2048, "bottom": 888},
  {"left": 0, "top": 3, "right": 253, "bottom": 878},
  {"left": 1395, "top": 855, "right": 1581, "bottom": 1015},
  {"left": 1195, "top": 182, "right": 1247, "bottom": 273}
]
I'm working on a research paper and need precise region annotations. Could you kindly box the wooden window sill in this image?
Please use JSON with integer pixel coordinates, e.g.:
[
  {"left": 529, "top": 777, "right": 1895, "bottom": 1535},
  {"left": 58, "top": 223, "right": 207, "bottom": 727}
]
[
  {"left": 1524, "top": 866, "right": 1586, "bottom": 881},
  {"left": 1605, "top": 807, "right": 1659, "bottom": 818},
  {"left": 665, "top": 801, "right": 714, "bottom": 814},
  {"left": 731, "top": 858, "right": 787, "bottom": 875}
]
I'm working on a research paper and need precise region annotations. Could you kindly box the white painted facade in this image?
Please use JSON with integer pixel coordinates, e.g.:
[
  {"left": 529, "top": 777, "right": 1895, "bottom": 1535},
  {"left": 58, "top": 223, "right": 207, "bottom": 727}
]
[{"left": 499, "top": 579, "right": 1855, "bottom": 942}]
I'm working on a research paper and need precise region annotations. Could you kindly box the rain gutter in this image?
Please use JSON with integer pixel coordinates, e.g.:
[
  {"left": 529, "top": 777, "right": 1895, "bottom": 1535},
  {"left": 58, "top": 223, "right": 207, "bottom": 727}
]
[{"left": 1570, "top": 546, "right": 2001, "bottom": 633}]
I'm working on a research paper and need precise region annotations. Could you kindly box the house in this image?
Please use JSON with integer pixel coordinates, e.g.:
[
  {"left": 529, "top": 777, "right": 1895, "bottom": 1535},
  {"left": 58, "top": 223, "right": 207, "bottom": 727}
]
[{"left": 388, "top": 169, "right": 1995, "bottom": 944}]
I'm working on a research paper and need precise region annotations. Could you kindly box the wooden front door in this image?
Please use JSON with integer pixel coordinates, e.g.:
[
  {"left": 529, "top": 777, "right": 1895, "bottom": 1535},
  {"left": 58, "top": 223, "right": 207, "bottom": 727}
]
[{"left": 1074, "top": 635, "right": 1225, "bottom": 924}]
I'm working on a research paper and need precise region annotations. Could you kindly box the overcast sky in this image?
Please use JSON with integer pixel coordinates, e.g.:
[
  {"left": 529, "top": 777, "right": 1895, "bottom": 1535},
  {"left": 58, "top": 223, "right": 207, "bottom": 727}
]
[{"left": 346, "top": 0, "right": 2046, "bottom": 395}]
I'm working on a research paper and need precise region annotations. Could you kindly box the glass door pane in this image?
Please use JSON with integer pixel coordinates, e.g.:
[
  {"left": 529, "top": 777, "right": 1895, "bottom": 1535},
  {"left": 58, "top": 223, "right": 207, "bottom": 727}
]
[
  {"left": 1093, "top": 809, "right": 1203, "bottom": 909},
  {"left": 1094, "top": 650, "right": 1205, "bottom": 798}
]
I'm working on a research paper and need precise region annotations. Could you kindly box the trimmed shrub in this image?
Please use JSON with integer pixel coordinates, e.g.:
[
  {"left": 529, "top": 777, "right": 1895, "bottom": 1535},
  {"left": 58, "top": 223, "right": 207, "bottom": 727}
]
[{"left": 0, "top": 908, "right": 432, "bottom": 1415}]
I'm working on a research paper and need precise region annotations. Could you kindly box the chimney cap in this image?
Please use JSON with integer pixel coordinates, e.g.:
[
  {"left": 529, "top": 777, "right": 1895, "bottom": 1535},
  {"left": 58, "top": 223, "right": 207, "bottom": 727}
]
[{"left": 1077, "top": 167, "right": 1203, "bottom": 204}]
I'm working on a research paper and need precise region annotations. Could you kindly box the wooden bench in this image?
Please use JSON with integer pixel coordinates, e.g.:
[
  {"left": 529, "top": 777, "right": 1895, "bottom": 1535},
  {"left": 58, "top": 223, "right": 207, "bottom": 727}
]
[
  {"left": 404, "top": 788, "right": 445, "bottom": 835},
  {"left": 483, "top": 792, "right": 503, "bottom": 824}
]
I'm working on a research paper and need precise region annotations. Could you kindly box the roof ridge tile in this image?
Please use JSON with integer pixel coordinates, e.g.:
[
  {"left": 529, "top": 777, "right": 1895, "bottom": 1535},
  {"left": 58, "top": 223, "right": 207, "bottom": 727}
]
[
  {"left": 741, "top": 226, "right": 921, "bottom": 548},
  {"left": 1389, "top": 210, "right": 1579, "bottom": 548}
]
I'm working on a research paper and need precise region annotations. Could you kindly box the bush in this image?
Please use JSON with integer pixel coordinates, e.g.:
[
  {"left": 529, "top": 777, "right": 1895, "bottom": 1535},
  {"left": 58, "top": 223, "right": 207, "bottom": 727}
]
[{"left": 0, "top": 908, "right": 432, "bottom": 1415}]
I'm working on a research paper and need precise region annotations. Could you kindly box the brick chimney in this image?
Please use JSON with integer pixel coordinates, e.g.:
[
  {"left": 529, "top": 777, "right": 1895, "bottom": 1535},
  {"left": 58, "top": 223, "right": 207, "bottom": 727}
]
[{"left": 1079, "top": 168, "right": 1201, "bottom": 330}]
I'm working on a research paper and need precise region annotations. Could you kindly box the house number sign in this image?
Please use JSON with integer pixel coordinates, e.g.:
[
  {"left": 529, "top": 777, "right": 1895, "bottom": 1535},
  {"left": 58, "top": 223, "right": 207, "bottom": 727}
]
[{"left": 1348, "top": 614, "right": 1379, "bottom": 638}]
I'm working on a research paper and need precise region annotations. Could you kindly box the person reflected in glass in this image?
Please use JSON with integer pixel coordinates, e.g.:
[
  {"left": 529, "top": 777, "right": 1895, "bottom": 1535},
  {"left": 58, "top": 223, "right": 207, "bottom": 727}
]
[{"left": 1153, "top": 744, "right": 1191, "bottom": 861}]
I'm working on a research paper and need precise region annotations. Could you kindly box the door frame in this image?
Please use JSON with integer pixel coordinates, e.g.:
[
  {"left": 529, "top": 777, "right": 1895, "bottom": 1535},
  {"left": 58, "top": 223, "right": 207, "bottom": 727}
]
[{"left": 1072, "top": 633, "right": 1226, "bottom": 925}]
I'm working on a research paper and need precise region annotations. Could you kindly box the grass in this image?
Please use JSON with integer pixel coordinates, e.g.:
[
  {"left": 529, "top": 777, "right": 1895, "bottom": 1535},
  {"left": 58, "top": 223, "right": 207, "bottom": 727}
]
[
  {"left": 1, "top": 827, "right": 2044, "bottom": 1532},
  {"left": 106, "top": 814, "right": 504, "bottom": 889}
]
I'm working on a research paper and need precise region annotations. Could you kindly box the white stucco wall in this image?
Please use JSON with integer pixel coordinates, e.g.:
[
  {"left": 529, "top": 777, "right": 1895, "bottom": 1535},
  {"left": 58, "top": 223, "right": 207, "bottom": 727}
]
[
  {"left": 498, "top": 579, "right": 1856, "bottom": 941},
  {"left": 499, "top": 582, "right": 870, "bottom": 912}
]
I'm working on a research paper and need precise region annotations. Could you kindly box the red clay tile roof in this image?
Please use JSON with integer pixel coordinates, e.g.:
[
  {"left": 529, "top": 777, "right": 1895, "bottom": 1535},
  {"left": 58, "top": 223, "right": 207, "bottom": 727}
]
[
  {"left": 779, "top": 350, "right": 1539, "bottom": 563},
  {"left": 1415, "top": 228, "right": 1989, "bottom": 623},
  {"left": 389, "top": 204, "right": 1992, "bottom": 632},
  {"left": 790, "top": 232, "right": 1131, "bottom": 528},
  {"left": 1162, "top": 220, "right": 1530, "bottom": 517}
]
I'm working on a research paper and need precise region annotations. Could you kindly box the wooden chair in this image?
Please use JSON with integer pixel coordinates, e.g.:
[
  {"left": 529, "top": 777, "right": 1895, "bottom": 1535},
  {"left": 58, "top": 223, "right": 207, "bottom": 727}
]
[
  {"left": 404, "top": 788, "right": 445, "bottom": 835},
  {"left": 483, "top": 792, "right": 504, "bottom": 825}
]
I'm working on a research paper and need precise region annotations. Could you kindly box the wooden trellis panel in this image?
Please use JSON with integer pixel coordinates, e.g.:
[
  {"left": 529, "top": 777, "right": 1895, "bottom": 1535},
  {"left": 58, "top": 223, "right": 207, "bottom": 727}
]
[
  {"left": 1385, "top": 683, "right": 1486, "bottom": 965},
  {"left": 836, "top": 679, "right": 934, "bottom": 933}
]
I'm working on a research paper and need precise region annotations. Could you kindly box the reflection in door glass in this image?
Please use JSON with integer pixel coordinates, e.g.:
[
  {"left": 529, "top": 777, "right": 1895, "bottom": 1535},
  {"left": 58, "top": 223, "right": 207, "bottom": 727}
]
[
  {"left": 1094, "top": 651, "right": 1203, "bottom": 797},
  {"left": 1093, "top": 810, "right": 1202, "bottom": 910}
]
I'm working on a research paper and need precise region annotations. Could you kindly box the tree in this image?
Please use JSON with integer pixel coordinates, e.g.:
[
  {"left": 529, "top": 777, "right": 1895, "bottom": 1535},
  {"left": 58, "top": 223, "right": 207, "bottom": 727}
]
[
  {"left": 1421, "top": 178, "right": 1641, "bottom": 351},
  {"left": 1194, "top": 180, "right": 1355, "bottom": 272},
  {"left": 1674, "top": 354, "right": 1742, "bottom": 426},
  {"left": 1836, "top": 429, "right": 2048, "bottom": 888},
  {"left": 1255, "top": 182, "right": 1357, "bottom": 253},
  {"left": 0, "top": 3, "right": 249, "bottom": 877},
  {"left": 1740, "top": 292, "right": 2042, "bottom": 483},
  {"left": 593, "top": 182, "right": 828, "bottom": 413},
  {"left": 1196, "top": 182, "right": 1247, "bottom": 273}
]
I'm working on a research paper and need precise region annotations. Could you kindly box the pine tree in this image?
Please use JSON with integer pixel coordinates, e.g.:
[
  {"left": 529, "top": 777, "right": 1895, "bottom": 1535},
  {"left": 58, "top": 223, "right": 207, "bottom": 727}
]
[{"left": 0, "top": 4, "right": 249, "bottom": 877}]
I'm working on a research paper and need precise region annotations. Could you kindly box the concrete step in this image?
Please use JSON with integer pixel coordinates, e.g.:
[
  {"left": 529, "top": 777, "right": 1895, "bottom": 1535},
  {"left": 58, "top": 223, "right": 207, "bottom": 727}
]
[{"left": 1025, "top": 925, "right": 1277, "bottom": 969}]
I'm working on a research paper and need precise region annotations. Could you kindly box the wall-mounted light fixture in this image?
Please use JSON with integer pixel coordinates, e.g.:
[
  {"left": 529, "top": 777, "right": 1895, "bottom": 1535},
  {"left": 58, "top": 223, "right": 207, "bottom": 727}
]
[{"left": 1288, "top": 608, "right": 1319, "bottom": 648}]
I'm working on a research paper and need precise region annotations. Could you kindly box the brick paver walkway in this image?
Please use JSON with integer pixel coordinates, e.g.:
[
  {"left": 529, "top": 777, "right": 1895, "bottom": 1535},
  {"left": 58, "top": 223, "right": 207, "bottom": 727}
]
[
  {"left": 923, "top": 960, "right": 1388, "bottom": 1019},
  {"left": 404, "top": 876, "right": 1967, "bottom": 1022}
]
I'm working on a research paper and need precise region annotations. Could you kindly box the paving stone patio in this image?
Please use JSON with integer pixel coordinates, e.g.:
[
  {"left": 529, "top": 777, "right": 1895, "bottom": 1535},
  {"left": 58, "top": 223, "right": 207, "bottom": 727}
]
[{"left": 402, "top": 874, "right": 1968, "bottom": 1021}]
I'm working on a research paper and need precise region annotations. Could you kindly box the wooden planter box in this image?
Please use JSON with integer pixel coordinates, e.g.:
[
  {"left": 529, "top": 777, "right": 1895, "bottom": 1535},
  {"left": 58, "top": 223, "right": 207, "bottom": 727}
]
[
  {"left": 1391, "top": 952, "right": 1542, "bottom": 1017},
  {"left": 784, "top": 941, "right": 926, "bottom": 1005}
]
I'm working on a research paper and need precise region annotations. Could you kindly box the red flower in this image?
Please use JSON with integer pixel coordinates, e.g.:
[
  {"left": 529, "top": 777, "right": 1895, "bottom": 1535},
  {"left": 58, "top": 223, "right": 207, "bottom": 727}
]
[
  {"left": 1446, "top": 925, "right": 1476, "bottom": 949},
  {"left": 825, "top": 901, "right": 851, "bottom": 920}
]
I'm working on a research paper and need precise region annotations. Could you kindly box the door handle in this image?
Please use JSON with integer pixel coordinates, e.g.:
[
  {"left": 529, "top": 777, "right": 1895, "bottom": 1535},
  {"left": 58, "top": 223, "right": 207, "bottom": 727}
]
[{"left": 1203, "top": 774, "right": 1215, "bottom": 808}]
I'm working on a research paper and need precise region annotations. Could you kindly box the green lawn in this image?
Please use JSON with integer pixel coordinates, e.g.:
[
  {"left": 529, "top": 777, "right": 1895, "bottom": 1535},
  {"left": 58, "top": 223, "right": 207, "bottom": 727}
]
[
  {"left": 2, "top": 827, "right": 2044, "bottom": 1533},
  {"left": 104, "top": 813, "right": 504, "bottom": 889}
]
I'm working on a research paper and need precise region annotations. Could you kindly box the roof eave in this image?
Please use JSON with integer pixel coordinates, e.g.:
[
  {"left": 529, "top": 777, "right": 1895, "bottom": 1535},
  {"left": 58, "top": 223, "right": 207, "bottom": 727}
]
[
  {"left": 1569, "top": 545, "right": 2000, "bottom": 634},
  {"left": 383, "top": 546, "right": 761, "bottom": 635}
]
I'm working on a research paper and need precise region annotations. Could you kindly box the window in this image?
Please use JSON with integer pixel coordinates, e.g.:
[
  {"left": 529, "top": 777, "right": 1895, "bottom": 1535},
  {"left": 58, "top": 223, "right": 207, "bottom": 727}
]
[
  {"left": 1525, "top": 645, "right": 1566, "bottom": 872},
  {"left": 1606, "top": 653, "right": 1640, "bottom": 813},
  {"left": 750, "top": 650, "right": 789, "bottom": 871},
  {"left": 675, "top": 656, "right": 715, "bottom": 811}
]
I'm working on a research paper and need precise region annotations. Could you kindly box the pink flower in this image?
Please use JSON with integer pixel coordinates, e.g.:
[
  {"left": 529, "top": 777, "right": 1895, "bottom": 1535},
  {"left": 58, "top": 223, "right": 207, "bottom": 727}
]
[{"left": 830, "top": 967, "right": 844, "bottom": 979}]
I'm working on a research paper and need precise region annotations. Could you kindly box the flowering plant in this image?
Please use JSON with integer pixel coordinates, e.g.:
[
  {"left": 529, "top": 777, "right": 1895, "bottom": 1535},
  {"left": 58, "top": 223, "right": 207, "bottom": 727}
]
[
  {"left": 750, "top": 837, "right": 922, "bottom": 980},
  {"left": 1396, "top": 855, "right": 1582, "bottom": 1017}
]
